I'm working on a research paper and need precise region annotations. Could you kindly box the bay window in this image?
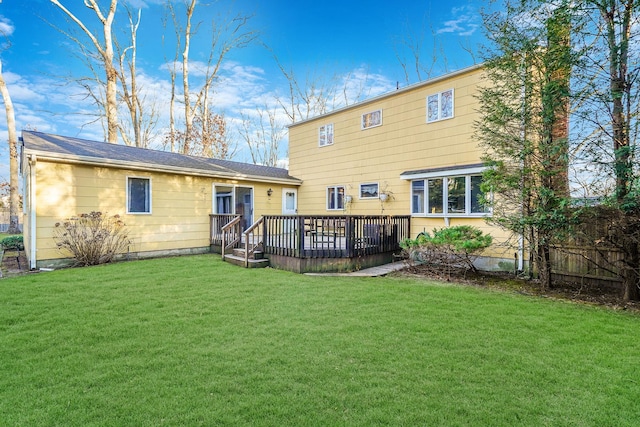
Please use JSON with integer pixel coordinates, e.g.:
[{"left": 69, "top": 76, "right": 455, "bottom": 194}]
[{"left": 410, "top": 174, "right": 489, "bottom": 216}]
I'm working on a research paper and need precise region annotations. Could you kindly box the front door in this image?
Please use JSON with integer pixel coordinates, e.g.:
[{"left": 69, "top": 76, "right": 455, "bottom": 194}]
[
  {"left": 282, "top": 188, "right": 297, "bottom": 215},
  {"left": 214, "top": 184, "right": 253, "bottom": 231},
  {"left": 236, "top": 187, "right": 253, "bottom": 231}
]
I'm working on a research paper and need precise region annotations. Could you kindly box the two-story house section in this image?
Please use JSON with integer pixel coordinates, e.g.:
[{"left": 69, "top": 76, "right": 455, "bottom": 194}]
[{"left": 288, "top": 64, "right": 514, "bottom": 270}]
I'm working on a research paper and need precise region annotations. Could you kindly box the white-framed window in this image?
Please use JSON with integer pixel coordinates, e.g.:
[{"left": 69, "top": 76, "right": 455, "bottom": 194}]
[
  {"left": 361, "top": 109, "right": 382, "bottom": 129},
  {"left": 427, "top": 89, "right": 454, "bottom": 123},
  {"left": 359, "top": 182, "right": 379, "bottom": 199},
  {"left": 327, "top": 186, "right": 345, "bottom": 210},
  {"left": 410, "top": 174, "right": 489, "bottom": 216},
  {"left": 127, "top": 177, "right": 151, "bottom": 214},
  {"left": 319, "top": 123, "right": 334, "bottom": 147}
]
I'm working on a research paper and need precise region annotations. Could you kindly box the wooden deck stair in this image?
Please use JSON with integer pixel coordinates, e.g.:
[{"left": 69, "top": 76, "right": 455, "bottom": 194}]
[{"left": 223, "top": 246, "right": 270, "bottom": 268}]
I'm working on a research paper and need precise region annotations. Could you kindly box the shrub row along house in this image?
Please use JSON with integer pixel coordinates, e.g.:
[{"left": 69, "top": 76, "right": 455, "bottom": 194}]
[{"left": 20, "top": 64, "right": 514, "bottom": 272}]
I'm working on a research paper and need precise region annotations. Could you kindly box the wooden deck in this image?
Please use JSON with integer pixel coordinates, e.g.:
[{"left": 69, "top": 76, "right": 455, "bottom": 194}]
[{"left": 210, "top": 214, "right": 411, "bottom": 273}]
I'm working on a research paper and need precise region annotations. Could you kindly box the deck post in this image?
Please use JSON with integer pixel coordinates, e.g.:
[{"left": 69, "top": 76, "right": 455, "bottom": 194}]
[
  {"left": 297, "top": 216, "right": 305, "bottom": 258},
  {"left": 346, "top": 216, "right": 356, "bottom": 257}
]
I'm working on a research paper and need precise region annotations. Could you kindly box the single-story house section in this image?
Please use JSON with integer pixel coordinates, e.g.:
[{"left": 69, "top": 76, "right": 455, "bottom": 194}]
[{"left": 20, "top": 130, "right": 302, "bottom": 269}]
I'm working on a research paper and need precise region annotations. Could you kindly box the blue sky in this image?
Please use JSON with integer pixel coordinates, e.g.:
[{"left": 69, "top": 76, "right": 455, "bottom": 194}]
[{"left": 0, "top": 0, "right": 488, "bottom": 177}]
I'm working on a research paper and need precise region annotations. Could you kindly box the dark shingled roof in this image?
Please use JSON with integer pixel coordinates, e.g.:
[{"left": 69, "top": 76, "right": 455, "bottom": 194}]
[{"left": 21, "top": 131, "right": 301, "bottom": 184}]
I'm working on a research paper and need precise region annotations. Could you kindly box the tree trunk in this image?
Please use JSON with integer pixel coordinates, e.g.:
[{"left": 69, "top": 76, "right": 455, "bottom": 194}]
[
  {"left": 51, "top": 0, "right": 119, "bottom": 144},
  {"left": 621, "top": 217, "right": 640, "bottom": 301},
  {"left": 622, "top": 241, "right": 640, "bottom": 301},
  {"left": 102, "top": 2, "right": 118, "bottom": 144},
  {"left": 0, "top": 61, "right": 21, "bottom": 234},
  {"left": 537, "top": 238, "right": 552, "bottom": 291},
  {"left": 181, "top": 0, "right": 196, "bottom": 155},
  {"left": 597, "top": 0, "right": 639, "bottom": 300}
]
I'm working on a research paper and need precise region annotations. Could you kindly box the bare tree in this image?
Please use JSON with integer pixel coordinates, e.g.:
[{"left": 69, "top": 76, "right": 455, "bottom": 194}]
[
  {"left": 393, "top": 21, "right": 440, "bottom": 85},
  {"left": 171, "top": 108, "right": 236, "bottom": 159},
  {"left": 0, "top": 60, "right": 20, "bottom": 234},
  {"left": 239, "top": 105, "right": 286, "bottom": 167},
  {"left": 575, "top": 0, "right": 640, "bottom": 301},
  {"left": 165, "top": 0, "right": 257, "bottom": 155},
  {"left": 51, "top": 0, "right": 119, "bottom": 144},
  {"left": 272, "top": 53, "right": 374, "bottom": 124},
  {"left": 115, "top": 6, "right": 158, "bottom": 148}
]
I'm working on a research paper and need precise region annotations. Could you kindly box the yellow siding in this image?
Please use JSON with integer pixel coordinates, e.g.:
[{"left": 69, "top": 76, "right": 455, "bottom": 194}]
[
  {"left": 290, "top": 68, "right": 484, "bottom": 216},
  {"left": 289, "top": 67, "right": 514, "bottom": 261},
  {"left": 31, "top": 161, "right": 293, "bottom": 263}
]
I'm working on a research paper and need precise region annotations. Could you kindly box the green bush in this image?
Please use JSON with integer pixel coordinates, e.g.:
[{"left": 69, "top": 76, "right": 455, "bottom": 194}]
[
  {"left": 401, "top": 225, "right": 492, "bottom": 273},
  {"left": 1, "top": 235, "right": 24, "bottom": 251}
]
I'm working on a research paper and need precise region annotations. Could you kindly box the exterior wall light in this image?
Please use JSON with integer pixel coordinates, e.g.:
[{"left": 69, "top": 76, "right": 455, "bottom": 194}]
[{"left": 267, "top": 188, "right": 273, "bottom": 197}]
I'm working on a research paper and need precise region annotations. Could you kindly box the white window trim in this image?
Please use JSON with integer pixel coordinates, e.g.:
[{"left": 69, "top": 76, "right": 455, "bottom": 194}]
[
  {"left": 426, "top": 88, "right": 454, "bottom": 123},
  {"left": 326, "top": 185, "right": 346, "bottom": 211},
  {"left": 361, "top": 109, "right": 383, "bottom": 130},
  {"left": 409, "top": 174, "right": 491, "bottom": 218},
  {"left": 126, "top": 176, "right": 152, "bottom": 215},
  {"left": 359, "top": 182, "right": 379, "bottom": 199},
  {"left": 400, "top": 165, "right": 486, "bottom": 181},
  {"left": 318, "top": 123, "right": 334, "bottom": 147}
]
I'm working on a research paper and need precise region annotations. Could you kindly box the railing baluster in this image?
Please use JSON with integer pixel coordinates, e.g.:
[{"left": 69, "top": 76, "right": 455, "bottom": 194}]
[{"left": 259, "top": 214, "right": 410, "bottom": 260}]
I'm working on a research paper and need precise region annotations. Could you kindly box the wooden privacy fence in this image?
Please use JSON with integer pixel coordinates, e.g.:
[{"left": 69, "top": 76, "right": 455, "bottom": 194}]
[
  {"left": 550, "top": 245, "right": 623, "bottom": 287},
  {"left": 548, "top": 207, "right": 640, "bottom": 289}
]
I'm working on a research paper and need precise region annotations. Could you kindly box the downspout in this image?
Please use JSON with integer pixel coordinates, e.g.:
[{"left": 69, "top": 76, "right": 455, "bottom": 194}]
[
  {"left": 518, "top": 54, "right": 527, "bottom": 273},
  {"left": 28, "top": 154, "right": 37, "bottom": 270}
]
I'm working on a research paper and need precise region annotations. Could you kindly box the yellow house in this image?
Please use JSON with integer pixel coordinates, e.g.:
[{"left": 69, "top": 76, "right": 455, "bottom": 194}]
[
  {"left": 288, "top": 64, "right": 515, "bottom": 270},
  {"left": 20, "top": 131, "right": 302, "bottom": 269},
  {"left": 21, "top": 64, "right": 516, "bottom": 272}
]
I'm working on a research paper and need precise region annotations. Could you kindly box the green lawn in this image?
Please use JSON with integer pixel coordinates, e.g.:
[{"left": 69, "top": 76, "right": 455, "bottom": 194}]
[{"left": 1, "top": 254, "right": 639, "bottom": 426}]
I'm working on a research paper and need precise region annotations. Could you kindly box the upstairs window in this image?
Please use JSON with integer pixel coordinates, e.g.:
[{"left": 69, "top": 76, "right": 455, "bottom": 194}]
[
  {"left": 361, "top": 109, "right": 382, "bottom": 129},
  {"left": 427, "top": 89, "right": 454, "bottom": 122},
  {"left": 319, "top": 123, "right": 334, "bottom": 147},
  {"left": 127, "top": 177, "right": 151, "bottom": 214}
]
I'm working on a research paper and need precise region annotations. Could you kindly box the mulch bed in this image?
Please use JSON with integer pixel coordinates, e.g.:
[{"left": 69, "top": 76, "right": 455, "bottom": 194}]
[
  {"left": 1, "top": 250, "right": 31, "bottom": 278},
  {"left": 394, "top": 263, "right": 640, "bottom": 313}
]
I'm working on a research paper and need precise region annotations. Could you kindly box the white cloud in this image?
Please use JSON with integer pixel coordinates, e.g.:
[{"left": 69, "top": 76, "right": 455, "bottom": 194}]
[
  {"left": 437, "top": 6, "right": 480, "bottom": 37},
  {"left": 0, "top": 16, "right": 14, "bottom": 37},
  {"left": 1, "top": 72, "right": 46, "bottom": 103},
  {"left": 122, "top": 0, "right": 167, "bottom": 8}
]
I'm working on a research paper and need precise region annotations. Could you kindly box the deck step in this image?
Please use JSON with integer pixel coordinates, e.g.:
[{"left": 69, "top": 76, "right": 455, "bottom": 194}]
[
  {"left": 232, "top": 248, "right": 264, "bottom": 260},
  {"left": 223, "top": 254, "right": 269, "bottom": 268}
]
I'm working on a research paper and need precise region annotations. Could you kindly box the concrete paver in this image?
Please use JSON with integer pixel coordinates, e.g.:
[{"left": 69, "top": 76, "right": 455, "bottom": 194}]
[{"left": 304, "top": 261, "right": 406, "bottom": 277}]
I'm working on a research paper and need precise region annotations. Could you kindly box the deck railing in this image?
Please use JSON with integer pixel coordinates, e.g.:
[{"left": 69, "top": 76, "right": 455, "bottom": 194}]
[
  {"left": 242, "top": 217, "right": 264, "bottom": 267},
  {"left": 220, "top": 216, "right": 242, "bottom": 259},
  {"left": 262, "top": 215, "right": 410, "bottom": 259},
  {"left": 211, "top": 214, "right": 410, "bottom": 260},
  {"left": 210, "top": 214, "right": 241, "bottom": 246}
]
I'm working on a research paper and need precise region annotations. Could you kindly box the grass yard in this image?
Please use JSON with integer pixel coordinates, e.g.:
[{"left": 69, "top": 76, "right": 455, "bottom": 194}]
[{"left": 1, "top": 254, "right": 639, "bottom": 426}]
